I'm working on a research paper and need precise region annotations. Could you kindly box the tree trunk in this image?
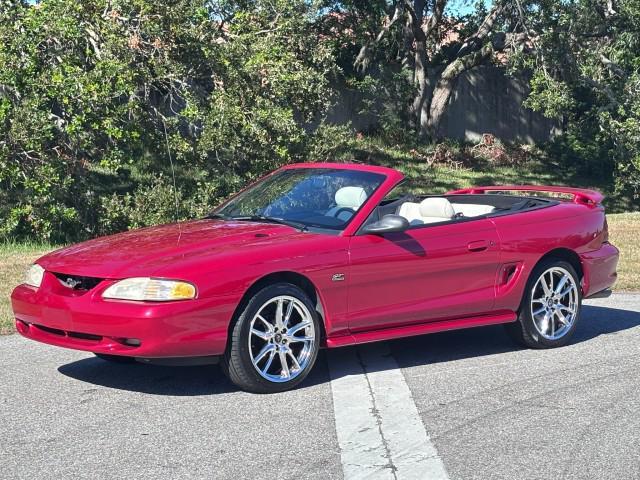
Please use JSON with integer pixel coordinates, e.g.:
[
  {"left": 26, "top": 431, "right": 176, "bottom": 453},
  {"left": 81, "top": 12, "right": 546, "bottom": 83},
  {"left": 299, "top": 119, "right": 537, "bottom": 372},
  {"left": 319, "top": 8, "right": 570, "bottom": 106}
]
[
  {"left": 408, "top": 0, "right": 427, "bottom": 134},
  {"left": 424, "top": 43, "right": 495, "bottom": 138},
  {"left": 412, "top": 36, "right": 429, "bottom": 134}
]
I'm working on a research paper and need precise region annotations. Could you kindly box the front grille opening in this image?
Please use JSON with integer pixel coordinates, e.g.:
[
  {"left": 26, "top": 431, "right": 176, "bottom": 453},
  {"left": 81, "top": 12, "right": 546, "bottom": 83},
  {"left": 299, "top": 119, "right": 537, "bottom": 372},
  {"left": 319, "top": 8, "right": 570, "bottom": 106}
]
[
  {"left": 33, "top": 323, "right": 102, "bottom": 342},
  {"left": 67, "top": 331, "right": 102, "bottom": 341},
  {"left": 37, "top": 324, "right": 65, "bottom": 337},
  {"left": 53, "top": 273, "right": 103, "bottom": 291}
]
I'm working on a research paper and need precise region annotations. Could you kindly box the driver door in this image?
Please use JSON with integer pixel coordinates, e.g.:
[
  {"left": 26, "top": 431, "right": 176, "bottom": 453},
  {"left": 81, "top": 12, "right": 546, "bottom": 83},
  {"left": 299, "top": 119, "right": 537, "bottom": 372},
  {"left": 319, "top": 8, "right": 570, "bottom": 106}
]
[{"left": 346, "top": 218, "right": 500, "bottom": 332}]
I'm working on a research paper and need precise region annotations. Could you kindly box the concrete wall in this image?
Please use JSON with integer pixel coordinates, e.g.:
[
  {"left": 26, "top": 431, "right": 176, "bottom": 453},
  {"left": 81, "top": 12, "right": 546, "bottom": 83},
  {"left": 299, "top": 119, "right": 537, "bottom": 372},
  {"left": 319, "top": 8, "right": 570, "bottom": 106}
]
[{"left": 326, "top": 66, "right": 560, "bottom": 144}]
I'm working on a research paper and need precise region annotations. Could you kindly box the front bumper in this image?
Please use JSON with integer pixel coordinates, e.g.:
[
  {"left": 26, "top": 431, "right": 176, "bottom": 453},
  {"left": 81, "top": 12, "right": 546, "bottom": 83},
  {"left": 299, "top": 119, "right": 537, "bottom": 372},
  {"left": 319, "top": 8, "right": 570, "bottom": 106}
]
[
  {"left": 11, "top": 272, "right": 237, "bottom": 358},
  {"left": 580, "top": 242, "right": 620, "bottom": 297}
]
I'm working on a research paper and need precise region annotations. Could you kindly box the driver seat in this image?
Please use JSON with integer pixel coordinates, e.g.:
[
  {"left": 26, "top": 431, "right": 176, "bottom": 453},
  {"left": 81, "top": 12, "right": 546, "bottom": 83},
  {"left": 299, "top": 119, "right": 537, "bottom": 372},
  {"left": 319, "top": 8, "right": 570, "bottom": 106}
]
[{"left": 326, "top": 186, "right": 367, "bottom": 221}]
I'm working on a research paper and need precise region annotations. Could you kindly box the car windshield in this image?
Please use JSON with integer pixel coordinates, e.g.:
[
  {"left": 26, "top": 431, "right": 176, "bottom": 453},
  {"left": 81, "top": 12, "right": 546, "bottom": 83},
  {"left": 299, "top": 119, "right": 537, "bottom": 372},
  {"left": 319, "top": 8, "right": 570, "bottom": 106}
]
[{"left": 213, "top": 168, "right": 386, "bottom": 230}]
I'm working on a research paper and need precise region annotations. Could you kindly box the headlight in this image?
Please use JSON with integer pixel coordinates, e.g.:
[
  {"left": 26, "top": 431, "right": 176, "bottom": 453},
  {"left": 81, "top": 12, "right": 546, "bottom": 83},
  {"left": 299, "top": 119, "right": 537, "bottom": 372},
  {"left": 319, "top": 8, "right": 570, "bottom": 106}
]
[
  {"left": 102, "top": 277, "right": 197, "bottom": 301},
  {"left": 25, "top": 264, "right": 45, "bottom": 288}
]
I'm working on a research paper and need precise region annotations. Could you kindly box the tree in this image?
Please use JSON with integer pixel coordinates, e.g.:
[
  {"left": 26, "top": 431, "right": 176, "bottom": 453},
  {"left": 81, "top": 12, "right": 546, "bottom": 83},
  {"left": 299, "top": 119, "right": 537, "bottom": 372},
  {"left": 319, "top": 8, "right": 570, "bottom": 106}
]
[
  {"left": 0, "top": 0, "right": 338, "bottom": 241},
  {"left": 512, "top": 0, "right": 640, "bottom": 199},
  {"left": 331, "top": 0, "right": 525, "bottom": 138}
]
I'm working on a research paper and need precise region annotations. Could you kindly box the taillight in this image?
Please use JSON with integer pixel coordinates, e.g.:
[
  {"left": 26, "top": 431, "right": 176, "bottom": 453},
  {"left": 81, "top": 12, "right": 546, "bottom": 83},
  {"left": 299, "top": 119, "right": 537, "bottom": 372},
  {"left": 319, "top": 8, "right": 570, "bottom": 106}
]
[{"left": 603, "top": 217, "right": 609, "bottom": 243}]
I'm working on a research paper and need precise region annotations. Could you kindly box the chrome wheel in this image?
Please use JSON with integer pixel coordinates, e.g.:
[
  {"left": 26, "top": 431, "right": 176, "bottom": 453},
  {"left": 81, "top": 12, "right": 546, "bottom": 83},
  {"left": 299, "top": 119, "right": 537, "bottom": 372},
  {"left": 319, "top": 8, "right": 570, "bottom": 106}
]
[
  {"left": 248, "top": 295, "right": 316, "bottom": 383},
  {"left": 530, "top": 266, "right": 579, "bottom": 340}
]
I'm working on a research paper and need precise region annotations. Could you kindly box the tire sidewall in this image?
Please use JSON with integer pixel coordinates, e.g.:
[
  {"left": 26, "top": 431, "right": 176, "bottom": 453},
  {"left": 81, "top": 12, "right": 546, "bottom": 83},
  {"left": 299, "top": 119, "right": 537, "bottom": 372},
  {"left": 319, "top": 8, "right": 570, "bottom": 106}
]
[
  {"left": 231, "top": 283, "right": 320, "bottom": 393},
  {"left": 520, "top": 259, "right": 582, "bottom": 348}
]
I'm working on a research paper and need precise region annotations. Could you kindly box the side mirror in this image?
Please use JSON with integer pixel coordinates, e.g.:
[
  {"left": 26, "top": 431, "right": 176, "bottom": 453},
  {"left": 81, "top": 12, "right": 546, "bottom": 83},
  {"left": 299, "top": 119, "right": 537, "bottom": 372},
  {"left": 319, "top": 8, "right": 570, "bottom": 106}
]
[{"left": 361, "top": 214, "right": 410, "bottom": 235}]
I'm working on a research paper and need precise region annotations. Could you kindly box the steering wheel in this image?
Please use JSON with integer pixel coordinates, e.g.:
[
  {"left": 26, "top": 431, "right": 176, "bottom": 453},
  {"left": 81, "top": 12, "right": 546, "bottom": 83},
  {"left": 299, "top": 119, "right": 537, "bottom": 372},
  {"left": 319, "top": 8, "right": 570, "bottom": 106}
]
[{"left": 332, "top": 207, "right": 355, "bottom": 219}]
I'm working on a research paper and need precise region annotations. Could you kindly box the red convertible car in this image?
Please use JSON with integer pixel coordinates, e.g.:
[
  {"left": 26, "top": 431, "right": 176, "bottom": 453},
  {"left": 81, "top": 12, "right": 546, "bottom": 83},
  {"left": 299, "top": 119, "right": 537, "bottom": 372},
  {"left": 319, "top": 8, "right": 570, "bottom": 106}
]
[{"left": 12, "top": 163, "right": 619, "bottom": 393}]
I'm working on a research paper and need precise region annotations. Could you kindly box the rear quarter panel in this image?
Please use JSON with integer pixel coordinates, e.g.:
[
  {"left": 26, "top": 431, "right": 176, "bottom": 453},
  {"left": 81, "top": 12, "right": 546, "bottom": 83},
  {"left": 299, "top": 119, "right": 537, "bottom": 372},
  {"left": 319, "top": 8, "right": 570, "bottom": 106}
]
[{"left": 491, "top": 202, "right": 607, "bottom": 311}]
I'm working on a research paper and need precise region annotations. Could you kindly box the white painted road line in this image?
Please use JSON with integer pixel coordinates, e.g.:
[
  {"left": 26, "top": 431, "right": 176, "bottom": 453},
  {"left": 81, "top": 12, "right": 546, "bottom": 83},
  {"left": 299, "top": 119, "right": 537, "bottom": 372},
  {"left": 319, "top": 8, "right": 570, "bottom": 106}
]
[{"left": 328, "top": 343, "right": 450, "bottom": 480}]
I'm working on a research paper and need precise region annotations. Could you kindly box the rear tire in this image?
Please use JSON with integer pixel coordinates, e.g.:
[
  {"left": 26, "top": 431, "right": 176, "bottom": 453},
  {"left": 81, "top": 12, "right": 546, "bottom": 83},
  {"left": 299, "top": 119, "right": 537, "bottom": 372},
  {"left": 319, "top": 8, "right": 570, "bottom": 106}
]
[
  {"left": 222, "top": 283, "right": 320, "bottom": 394},
  {"left": 506, "top": 258, "right": 582, "bottom": 349},
  {"left": 94, "top": 353, "right": 136, "bottom": 364}
]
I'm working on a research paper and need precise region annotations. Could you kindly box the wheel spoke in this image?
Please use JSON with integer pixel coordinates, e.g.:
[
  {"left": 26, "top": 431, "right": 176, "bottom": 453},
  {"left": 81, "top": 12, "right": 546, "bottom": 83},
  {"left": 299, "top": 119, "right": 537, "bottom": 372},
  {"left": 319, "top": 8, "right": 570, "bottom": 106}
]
[
  {"left": 541, "top": 273, "right": 553, "bottom": 297},
  {"left": 559, "top": 305, "right": 576, "bottom": 315},
  {"left": 288, "top": 335, "right": 313, "bottom": 343},
  {"left": 532, "top": 306, "right": 546, "bottom": 317},
  {"left": 254, "top": 344, "right": 276, "bottom": 363},
  {"left": 261, "top": 349, "right": 276, "bottom": 374},
  {"left": 550, "top": 312, "right": 556, "bottom": 337},
  {"left": 556, "top": 309, "right": 569, "bottom": 325},
  {"left": 532, "top": 297, "right": 546, "bottom": 304},
  {"left": 287, "top": 321, "right": 311, "bottom": 337},
  {"left": 275, "top": 299, "right": 284, "bottom": 328},
  {"left": 554, "top": 274, "right": 570, "bottom": 295},
  {"left": 558, "top": 286, "right": 574, "bottom": 298},
  {"left": 539, "top": 312, "right": 551, "bottom": 335},
  {"left": 283, "top": 300, "right": 294, "bottom": 328},
  {"left": 251, "top": 328, "right": 272, "bottom": 341},
  {"left": 279, "top": 350, "right": 290, "bottom": 378},
  {"left": 287, "top": 350, "right": 301, "bottom": 372},
  {"left": 256, "top": 314, "right": 274, "bottom": 332}
]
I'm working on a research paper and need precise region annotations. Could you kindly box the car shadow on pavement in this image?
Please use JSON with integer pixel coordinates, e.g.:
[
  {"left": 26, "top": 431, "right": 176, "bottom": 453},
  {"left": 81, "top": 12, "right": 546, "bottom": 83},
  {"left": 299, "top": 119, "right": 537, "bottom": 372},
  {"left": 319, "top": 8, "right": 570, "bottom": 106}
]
[
  {"left": 57, "top": 304, "right": 638, "bottom": 393},
  {"left": 372, "top": 304, "right": 640, "bottom": 371},
  {"left": 57, "top": 350, "right": 332, "bottom": 395}
]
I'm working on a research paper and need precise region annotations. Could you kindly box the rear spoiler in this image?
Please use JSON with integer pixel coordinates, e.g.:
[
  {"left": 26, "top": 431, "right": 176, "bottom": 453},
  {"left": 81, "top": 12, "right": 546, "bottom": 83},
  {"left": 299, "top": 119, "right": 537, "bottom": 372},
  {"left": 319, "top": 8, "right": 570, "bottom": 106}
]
[{"left": 447, "top": 185, "right": 604, "bottom": 206}]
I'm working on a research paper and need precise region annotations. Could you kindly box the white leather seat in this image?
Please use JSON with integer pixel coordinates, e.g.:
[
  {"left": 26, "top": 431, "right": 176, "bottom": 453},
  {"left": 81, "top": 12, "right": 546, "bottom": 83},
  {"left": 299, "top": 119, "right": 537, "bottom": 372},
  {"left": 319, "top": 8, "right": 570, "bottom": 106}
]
[
  {"left": 326, "top": 186, "right": 367, "bottom": 221},
  {"left": 451, "top": 203, "right": 495, "bottom": 217},
  {"left": 397, "top": 201, "right": 422, "bottom": 225},
  {"left": 418, "top": 197, "right": 456, "bottom": 223},
  {"left": 398, "top": 197, "right": 455, "bottom": 225}
]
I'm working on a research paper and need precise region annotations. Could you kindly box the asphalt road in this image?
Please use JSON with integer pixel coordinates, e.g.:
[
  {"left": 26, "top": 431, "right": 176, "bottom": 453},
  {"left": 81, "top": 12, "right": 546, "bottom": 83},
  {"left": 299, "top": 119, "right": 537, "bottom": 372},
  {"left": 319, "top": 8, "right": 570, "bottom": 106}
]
[{"left": 1, "top": 294, "right": 639, "bottom": 480}]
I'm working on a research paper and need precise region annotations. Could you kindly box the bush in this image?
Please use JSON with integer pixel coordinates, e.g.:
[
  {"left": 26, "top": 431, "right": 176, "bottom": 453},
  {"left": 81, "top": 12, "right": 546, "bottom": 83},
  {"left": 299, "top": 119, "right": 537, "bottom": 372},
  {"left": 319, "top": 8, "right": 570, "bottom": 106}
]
[{"left": 0, "top": 0, "right": 338, "bottom": 242}]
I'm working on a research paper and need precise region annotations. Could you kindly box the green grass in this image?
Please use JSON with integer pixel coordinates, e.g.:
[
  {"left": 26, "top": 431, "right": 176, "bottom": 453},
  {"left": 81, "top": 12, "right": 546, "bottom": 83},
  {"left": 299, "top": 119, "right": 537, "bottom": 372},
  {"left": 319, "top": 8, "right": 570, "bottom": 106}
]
[
  {"left": 1, "top": 243, "right": 57, "bottom": 334},
  {"left": 607, "top": 212, "right": 640, "bottom": 292}
]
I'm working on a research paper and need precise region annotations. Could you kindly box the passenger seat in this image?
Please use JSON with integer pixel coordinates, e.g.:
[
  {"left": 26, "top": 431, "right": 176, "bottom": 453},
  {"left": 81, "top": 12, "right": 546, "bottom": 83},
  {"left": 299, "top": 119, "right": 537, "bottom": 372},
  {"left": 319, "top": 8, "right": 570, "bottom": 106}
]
[
  {"left": 398, "top": 197, "right": 455, "bottom": 225},
  {"left": 451, "top": 203, "right": 495, "bottom": 217}
]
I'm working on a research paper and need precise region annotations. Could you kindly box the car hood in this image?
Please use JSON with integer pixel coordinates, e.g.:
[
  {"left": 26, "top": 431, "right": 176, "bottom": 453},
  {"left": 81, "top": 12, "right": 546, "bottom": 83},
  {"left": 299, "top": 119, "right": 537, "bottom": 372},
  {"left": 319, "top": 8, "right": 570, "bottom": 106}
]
[{"left": 37, "top": 219, "right": 303, "bottom": 279}]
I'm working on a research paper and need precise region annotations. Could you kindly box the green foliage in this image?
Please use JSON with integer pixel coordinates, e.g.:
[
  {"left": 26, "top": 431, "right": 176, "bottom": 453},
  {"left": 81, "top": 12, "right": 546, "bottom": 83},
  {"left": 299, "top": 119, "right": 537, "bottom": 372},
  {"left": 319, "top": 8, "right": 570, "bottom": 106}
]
[
  {"left": 350, "top": 70, "right": 416, "bottom": 143},
  {"left": 523, "top": 72, "right": 575, "bottom": 119},
  {"left": 306, "top": 123, "right": 358, "bottom": 162},
  {"left": 0, "top": 0, "right": 337, "bottom": 242},
  {"left": 515, "top": 0, "right": 640, "bottom": 201}
]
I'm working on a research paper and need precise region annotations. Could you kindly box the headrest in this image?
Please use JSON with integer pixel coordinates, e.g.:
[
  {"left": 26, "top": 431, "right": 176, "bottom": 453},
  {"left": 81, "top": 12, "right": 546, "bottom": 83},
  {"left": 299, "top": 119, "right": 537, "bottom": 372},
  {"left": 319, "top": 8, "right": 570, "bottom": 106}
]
[
  {"left": 335, "top": 186, "right": 367, "bottom": 209},
  {"left": 419, "top": 197, "right": 455, "bottom": 219}
]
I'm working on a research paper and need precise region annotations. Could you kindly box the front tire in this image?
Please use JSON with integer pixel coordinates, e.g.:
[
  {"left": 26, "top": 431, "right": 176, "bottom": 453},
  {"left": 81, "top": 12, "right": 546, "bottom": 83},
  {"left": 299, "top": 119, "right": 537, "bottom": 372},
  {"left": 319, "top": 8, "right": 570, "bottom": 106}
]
[
  {"left": 506, "top": 258, "right": 582, "bottom": 349},
  {"left": 222, "top": 283, "right": 320, "bottom": 393}
]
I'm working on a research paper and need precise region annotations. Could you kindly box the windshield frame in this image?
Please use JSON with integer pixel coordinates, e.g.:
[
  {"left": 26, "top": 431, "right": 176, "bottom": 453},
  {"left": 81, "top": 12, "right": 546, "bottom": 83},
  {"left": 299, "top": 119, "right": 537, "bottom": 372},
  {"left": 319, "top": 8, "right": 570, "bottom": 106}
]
[{"left": 211, "top": 166, "right": 391, "bottom": 234}]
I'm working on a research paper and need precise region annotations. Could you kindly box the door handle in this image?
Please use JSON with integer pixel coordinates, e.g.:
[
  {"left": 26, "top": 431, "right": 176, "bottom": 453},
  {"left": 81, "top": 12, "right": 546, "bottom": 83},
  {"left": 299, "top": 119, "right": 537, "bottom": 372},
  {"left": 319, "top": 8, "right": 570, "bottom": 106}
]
[{"left": 467, "top": 240, "right": 491, "bottom": 252}]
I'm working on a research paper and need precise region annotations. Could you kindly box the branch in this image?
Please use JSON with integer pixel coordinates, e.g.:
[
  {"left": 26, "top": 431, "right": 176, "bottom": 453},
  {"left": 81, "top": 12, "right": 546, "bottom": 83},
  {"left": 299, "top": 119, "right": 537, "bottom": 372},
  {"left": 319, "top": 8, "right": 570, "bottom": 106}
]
[
  {"left": 442, "top": 41, "right": 495, "bottom": 80},
  {"left": 599, "top": 54, "right": 625, "bottom": 77},
  {"left": 605, "top": 0, "right": 617, "bottom": 17},
  {"left": 354, "top": 1, "right": 405, "bottom": 72},
  {"left": 582, "top": 77, "right": 618, "bottom": 112},
  {"left": 85, "top": 27, "right": 102, "bottom": 60},
  {"left": 0, "top": 84, "right": 21, "bottom": 104},
  {"left": 456, "top": 1, "right": 506, "bottom": 58},
  {"left": 423, "top": 0, "right": 447, "bottom": 39}
]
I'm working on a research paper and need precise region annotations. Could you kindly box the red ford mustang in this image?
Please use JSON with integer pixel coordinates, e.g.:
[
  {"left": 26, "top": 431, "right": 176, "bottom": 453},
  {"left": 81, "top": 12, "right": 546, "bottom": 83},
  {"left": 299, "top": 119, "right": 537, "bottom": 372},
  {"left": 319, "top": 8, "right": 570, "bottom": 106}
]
[{"left": 12, "top": 163, "right": 619, "bottom": 393}]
